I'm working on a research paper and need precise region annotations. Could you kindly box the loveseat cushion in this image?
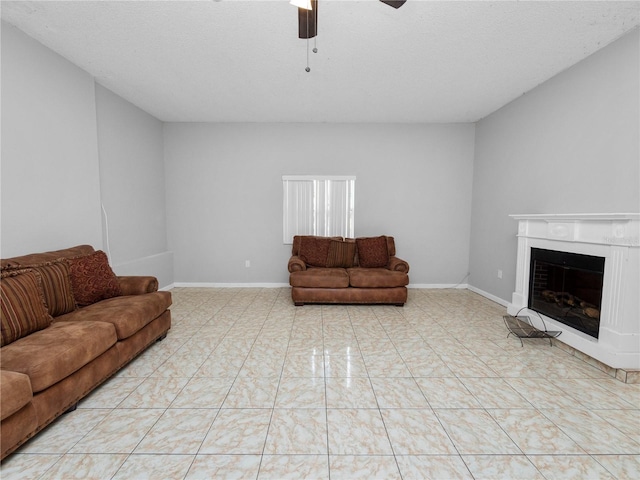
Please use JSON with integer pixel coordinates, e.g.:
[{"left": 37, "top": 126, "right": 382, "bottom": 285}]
[
  {"left": 290, "top": 268, "right": 350, "bottom": 289},
  {"left": 0, "top": 321, "right": 117, "bottom": 393},
  {"left": 347, "top": 268, "right": 409, "bottom": 288},
  {"left": 1, "top": 269, "right": 53, "bottom": 347},
  {"left": 55, "top": 291, "right": 172, "bottom": 340},
  {"left": 0, "top": 370, "right": 33, "bottom": 421},
  {"left": 66, "top": 251, "right": 122, "bottom": 306}
]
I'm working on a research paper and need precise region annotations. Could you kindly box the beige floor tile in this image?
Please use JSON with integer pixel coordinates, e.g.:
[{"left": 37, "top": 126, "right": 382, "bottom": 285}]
[
  {"left": 370, "top": 377, "right": 430, "bottom": 408},
  {"left": 594, "top": 409, "right": 640, "bottom": 444},
  {"left": 460, "top": 377, "right": 532, "bottom": 409},
  {"left": 396, "top": 455, "right": 473, "bottom": 480},
  {"left": 258, "top": 455, "right": 329, "bottom": 479},
  {"left": 489, "top": 408, "right": 584, "bottom": 454},
  {"left": 435, "top": 409, "right": 520, "bottom": 455},
  {"left": 362, "top": 353, "right": 412, "bottom": 377},
  {"left": 78, "top": 377, "right": 144, "bottom": 409},
  {"left": 324, "top": 354, "right": 368, "bottom": 377},
  {"left": 170, "top": 376, "right": 234, "bottom": 408},
  {"left": 264, "top": 409, "right": 327, "bottom": 454},
  {"left": 118, "top": 376, "right": 190, "bottom": 408},
  {"left": 281, "top": 354, "right": 325, "bottom": 377},
  {"left": 111, "top": 453, "right": 195, "bottom": 480},
  {"left": 134, "top": 408, "right": 219, "bottom": 454},
  {"left": 329, "top": 455, "right": 401, "bottom": 480},
  {"left": 416, "top": 377, "right": 481, "bottom": 408},
  {"left": 38, "top": 454, "right": 127, "bottom": 480},
  {"left": 327, "top": 409, "right": 393, "bottom": 455},
  {"left": 325, "top": 377, "right": 378, "bottom": 408},
  {"left": 275, "top": 377, "right": 326, "bottom": 408},
  {"left": 462, "top": 455, "right": 544, "bottom": 480},
  {"left": 528, "top": 454, "right": 617, "bottom": 479},
  {"left": 593, "top": 454, "right": 640, "bottom": 479},
  {"left": 17, "top": 409, "right": 110, "bottom": 454},
  {"left": 223, "top": 376, "right": 279, "bottom": 408},
  {"left": 0, "top": 454, "right": 62, "bottom": 480},
  {"left": 199, "top": 409, "right": 272, "bottom": 454},
  {"left": 540, "top": 408, "right": 640, "bottom": 454},
  {"left": 69, "top": 409, "right": 163, "bottom": 454},
  {"left": 381, "top": 408, "right": 458, "bottom": 454}
]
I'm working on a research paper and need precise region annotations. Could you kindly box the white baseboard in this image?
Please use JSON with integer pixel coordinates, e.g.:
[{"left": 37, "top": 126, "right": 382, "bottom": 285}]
[
  {"left": 467, "top": 285, "right": 510, "bottom": 307},
  {"left": 408, "top": 283, "right": 469, "bottom": 289},
  {"left": 172, "top": 282, "right": 289, "bottom": 288}
]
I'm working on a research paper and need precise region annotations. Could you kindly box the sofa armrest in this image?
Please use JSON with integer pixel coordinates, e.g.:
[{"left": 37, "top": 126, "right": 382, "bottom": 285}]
[
  {"left": 117, "top": 276, "right": 159, "bottom": 295},
  {"left": 288, "top": 256, "right": 307, "bottom": 273},
  {"left": 388, "top": 256, "right": 410, "bottom": 273}
]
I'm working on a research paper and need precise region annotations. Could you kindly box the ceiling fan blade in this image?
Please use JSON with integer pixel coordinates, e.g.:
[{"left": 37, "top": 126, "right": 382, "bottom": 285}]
[
  {"left": 379, "top": 0, "right": 407, "bottom": 8},
  {"left": 298, "top": 0, "right": 318, "bottom": 39}
]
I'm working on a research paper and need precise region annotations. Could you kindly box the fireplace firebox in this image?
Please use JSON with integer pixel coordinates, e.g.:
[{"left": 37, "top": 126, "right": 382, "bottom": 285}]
[{"left": 528, "top": 248, "right": 605, "bottom": 339}]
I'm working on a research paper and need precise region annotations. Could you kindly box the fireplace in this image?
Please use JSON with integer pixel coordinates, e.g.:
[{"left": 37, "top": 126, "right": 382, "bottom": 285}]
[
  {"left": 528, "top": 248, "right": 604, "bottom": 339},
  {"left": 508, "top": 213, "right": 639, "bottom": 371}
]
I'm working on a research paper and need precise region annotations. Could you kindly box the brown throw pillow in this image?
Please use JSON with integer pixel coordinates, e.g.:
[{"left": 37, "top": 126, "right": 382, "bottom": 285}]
[
  {"left": 326, "top": 240, "right": 357, "bottom": 268},
  {"left": 66, "top": 251, "right": 122, "bottom": 306},
  {"left": 298, "top": 236, "right": 332, "bottom": 267},
  {"left": 6, "top": 260, "right": 76, "bottom": 317},
  {"left": 356, "top": 236, "right": 390, "bottom": 268},
  {"left": 1, "top": 269, "right": 53, "bottom": 346}
]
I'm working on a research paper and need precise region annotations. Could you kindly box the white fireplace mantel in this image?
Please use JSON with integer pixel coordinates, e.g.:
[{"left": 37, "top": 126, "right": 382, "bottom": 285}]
[{"left": 508, "top": 213, "right": 640, "bottom": 370}]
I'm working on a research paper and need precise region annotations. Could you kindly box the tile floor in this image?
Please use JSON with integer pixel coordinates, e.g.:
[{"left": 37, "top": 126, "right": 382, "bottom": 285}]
[{"left": 2, "top": 288, "right": 639, "bottom": 479}]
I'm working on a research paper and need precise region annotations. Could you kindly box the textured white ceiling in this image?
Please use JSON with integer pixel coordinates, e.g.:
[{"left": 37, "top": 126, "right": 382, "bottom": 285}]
[{"left": 2, "top": 1, "right": 638, "bottom": 123}]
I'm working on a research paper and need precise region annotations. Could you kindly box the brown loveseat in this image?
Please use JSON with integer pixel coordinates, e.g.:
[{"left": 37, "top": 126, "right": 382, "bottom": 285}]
[
  {"left": 0, "top": 245, "right": 171, "bottom": 460},
  {"left": 288, "top": 235, "right": 409, "bottom": 306}
]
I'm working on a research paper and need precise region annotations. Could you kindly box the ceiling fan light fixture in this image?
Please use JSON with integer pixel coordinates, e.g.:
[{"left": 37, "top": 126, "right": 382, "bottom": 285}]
[{"left": 290, "top": 0, "right": 313, "bottom": 10}]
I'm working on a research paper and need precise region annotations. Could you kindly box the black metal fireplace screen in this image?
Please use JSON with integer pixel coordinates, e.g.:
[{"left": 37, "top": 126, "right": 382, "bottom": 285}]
[{"left": 528, "top": 248, "right": 605, "bottom": 339}]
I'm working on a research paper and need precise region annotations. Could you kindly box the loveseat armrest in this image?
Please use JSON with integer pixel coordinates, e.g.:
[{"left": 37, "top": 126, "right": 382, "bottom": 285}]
[
  {"left": 288, "top": 255, "right": 307, "bottom": 273},
  {"left": 388, "top": 256, "right": 410, "bottom": 273},
  {"left": 117, "top": 276, "right": 159, "bottom": 295}
]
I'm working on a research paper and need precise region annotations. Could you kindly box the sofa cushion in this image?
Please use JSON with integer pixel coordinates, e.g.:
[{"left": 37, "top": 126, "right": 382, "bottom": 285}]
[
  {"left": 0, "top": 321, "right": 117, "bottom": 393},
  {"left": 1, "top": 270, "right": 53, "bottom": 347},
  {"left": 0, "top": 370, "right": 33, "bottom": 421},
  {"left": 356, "top": 236, "right": 390, "bottom": 268},
  {"left": 347, "top": 268, "right": 409, "bottom": 288},
  {"left": 290, "top": 268, "right": 350, "bottom": 288},
  {"left": 55, "top": 291, "right": 172, "bottom": 340},
  {"left": 66, "top": 250, "right": 122, "bottom": 306},
  {"left": 326, "top": 240, "right": 357, "bottom": 268},
  {"left": 299, "top": 237, "right": 332, "bottom": 267}
]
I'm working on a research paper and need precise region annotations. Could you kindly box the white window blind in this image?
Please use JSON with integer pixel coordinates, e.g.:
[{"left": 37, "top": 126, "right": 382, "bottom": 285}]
[{"left": 283, "top": 175, "right": 355, "bottom": 244}]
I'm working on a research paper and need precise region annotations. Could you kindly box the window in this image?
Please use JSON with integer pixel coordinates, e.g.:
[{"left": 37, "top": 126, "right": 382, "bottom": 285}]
[{"left": 282, "top": 175, "right": 355, "bottom": 244}]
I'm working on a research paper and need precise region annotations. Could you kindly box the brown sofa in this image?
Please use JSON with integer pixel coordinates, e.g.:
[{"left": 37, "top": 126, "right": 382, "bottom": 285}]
[
  {"left": 288, "top": 235, "right": 409, "bottom": 306},
  {"left": 0, "top": 245, "right": 171, "bottom": 461}
]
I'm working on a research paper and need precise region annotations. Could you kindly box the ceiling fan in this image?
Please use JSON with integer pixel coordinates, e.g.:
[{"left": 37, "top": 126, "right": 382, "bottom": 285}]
[{"left": 292, "top": 0, "right": 406, "bottom": 39}]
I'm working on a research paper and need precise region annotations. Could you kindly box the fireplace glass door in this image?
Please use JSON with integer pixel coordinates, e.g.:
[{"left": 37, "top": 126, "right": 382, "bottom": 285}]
[{"left": 528, "top": 248, "right": 604, "bottom": 339}]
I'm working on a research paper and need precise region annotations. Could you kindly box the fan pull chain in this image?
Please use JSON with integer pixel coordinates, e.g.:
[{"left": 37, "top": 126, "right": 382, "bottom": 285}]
[{"left": 305, "top": 9, "right": 310, "bottom": 72}]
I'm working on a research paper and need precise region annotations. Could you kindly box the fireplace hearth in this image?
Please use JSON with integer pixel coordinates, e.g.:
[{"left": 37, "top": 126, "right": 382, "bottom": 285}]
[{"left": 528, "top": 248, "right": 604, "bottom": 339}]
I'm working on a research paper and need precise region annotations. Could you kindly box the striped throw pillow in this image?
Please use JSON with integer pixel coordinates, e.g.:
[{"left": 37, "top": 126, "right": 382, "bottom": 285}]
[
  {"left": 1, "top": 269, "right": 53, "bottom": 346},
  {"left": 326, "top": 240, "right": 357, "bottom": 268}
]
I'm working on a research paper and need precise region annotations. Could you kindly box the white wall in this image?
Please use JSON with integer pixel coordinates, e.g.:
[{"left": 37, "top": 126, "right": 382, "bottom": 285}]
[
  {"left": 95, "top": 84, "right": 173, "bottom": 288},
  {"left": 164, "top": 123, "right": 475, "bottom": 285},
  {"left": 469, "top": 28, "right": 640, "bottom": 303},
  {"left": 1, "top": 22, "right": 103, "bottom": 257}
]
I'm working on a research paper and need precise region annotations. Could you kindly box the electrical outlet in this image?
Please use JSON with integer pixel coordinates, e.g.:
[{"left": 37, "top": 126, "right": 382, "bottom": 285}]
[
  {"left": 245, "top": 260, "right": 251, "bottom": 268},
  {"left": 497, "top": 269, "right": 503, "bottom": 279}
]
